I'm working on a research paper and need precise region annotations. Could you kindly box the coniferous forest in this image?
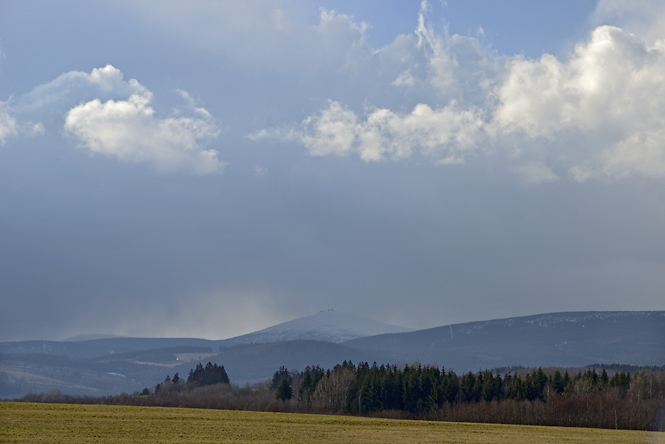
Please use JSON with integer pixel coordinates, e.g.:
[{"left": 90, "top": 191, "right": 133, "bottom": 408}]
[{"left": 18, "top": 361, "right": 665, "bottom": 431}]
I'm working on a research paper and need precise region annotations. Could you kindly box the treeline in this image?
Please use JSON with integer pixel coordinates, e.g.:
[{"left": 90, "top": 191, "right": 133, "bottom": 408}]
[
  {"left": 17, "top": 361, "right": 665, "bottom": 431},
  {"left": 154, "top": 362, "right": 229, "bottom": 394},
  {"left": 282, "top": 361, "right": 663, "bottom": 430}
]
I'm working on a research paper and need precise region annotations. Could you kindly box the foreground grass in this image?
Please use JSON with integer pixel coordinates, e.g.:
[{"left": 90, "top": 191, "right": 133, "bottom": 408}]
[{"left": 1, "top": 402, "right": 662, "bottom": 444}]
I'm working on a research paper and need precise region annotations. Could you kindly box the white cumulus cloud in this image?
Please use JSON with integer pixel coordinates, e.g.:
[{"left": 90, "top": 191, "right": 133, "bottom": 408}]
[
  {"left": 251, "top": 100, "right": 484, "bottom": 164},
  {"left": 7, "top": 64, "right": 223, "bottom": 174},
  {"left": 65, "top": 89, "right": 223, "bottom": 175},
  {"left": 494, "top": 25, "right": 665, "bottom": 180},
  {"left": 254, "top": 7, "right": 665, "bottom": 183}
]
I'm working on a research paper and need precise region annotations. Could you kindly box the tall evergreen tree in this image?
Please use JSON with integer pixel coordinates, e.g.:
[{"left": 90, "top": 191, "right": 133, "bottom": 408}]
[{"left": 276, "top": 378, "right": 293, "bottom": 401}]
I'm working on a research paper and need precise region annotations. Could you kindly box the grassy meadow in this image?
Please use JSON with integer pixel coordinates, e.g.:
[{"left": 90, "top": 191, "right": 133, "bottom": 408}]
[{"left": 1, "top": 402, "right": 663, "bottom": 444}]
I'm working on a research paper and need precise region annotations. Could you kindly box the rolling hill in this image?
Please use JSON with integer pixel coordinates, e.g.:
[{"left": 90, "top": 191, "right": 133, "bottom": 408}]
[
  {"left": 1, "top": 310, "right": 663, "bottom": 398},
  {"left": 343, "top": 311, "right": 665, "bottom": 371},
  {"left": 218, "top": 309, "right": 413, "bottom": 346}
]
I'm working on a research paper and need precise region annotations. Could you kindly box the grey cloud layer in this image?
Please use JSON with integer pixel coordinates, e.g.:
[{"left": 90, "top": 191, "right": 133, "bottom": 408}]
[{"left": 3, "top": 0, "right": 665, "bottom": 342}]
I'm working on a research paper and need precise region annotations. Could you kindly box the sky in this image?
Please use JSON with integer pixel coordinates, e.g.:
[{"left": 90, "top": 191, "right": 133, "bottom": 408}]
[{"left": 2, "top": 0, "right": 665, "bottom": 342}]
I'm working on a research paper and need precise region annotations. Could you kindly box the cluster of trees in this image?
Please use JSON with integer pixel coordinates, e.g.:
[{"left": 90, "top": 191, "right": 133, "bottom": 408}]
[
  {"left": 18, "top": 360, "right": 664, "bottom": 431},
  {"left": 456, "top": 367, "right": 632, "bottom": 404},
  {"left": 269, "top": 361, "right": 664, "bottom": 430},
  {"left": 187, "top": 362, "right": 230, "bottom": 387},
  {"left": 154, "top": 362, "right": 229, "bottom": 394},
  {"left": 344, "top": 362, "right": 459, "bottom": 413}
]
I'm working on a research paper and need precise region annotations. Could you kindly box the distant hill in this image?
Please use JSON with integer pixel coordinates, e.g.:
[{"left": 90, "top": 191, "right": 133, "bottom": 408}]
[
  {"left": 1, "top": 310, "right": 663, "bottom": 398},
  {"left": 63, "top": 334, "right": 127, "bottom": 342},
  {"left": 219, "top": 309, "right": 413, "bottom": 346},
  {"left": 344, "top": 311, "right": 665, "bottom": 371}
]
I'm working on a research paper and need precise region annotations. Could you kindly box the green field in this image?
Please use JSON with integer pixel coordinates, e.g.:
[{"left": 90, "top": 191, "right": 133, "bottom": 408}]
[{"left": 1, "top": 402, "right": 662, "bottom": 443}]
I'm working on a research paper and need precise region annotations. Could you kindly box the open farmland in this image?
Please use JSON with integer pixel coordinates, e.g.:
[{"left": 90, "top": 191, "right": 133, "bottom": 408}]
[{"left": 1, "top": 402, "right": 662, "bottom": 444}]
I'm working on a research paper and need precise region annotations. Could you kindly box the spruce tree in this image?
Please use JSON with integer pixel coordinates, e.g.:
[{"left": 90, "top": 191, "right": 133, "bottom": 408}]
[{"left": 276, "top": 378, "right": 292, "bottom": 401}]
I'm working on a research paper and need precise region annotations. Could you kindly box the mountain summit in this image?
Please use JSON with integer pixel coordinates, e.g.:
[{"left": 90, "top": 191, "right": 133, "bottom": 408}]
[{"left": 221, "top": 309, "right": 412, "bottom": 346}]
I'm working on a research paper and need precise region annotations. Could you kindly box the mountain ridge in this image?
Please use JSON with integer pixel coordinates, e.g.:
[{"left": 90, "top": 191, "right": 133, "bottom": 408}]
[
  {"left": 1, "top": 310, "right": 663, "bottom": 398},
  {"left": 343, "top": 310, "right": 665, "bottom": 370}
]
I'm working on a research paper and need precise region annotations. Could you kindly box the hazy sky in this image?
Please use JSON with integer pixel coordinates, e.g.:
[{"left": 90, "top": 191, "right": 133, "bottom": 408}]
[{"left": 2, "top": 0, "right": 665, "bottom": 342}]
